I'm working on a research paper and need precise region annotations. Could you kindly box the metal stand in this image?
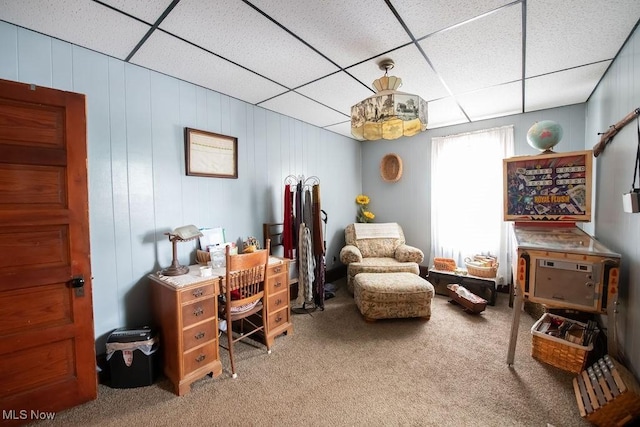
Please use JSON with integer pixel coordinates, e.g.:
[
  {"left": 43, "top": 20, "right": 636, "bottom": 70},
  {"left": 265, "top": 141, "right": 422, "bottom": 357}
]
[
  {"left": 161, "top": 236, "right": 189, "bottom": 276},
  {"left": 507, "top": 287, "right": 524, "bottom": 366}
]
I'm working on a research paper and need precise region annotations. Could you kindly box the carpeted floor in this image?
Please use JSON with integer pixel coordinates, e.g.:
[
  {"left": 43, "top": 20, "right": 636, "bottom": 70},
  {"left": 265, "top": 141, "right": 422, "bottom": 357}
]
[{"left": 33, "top": 277, "right": 593, "bottom": 427}]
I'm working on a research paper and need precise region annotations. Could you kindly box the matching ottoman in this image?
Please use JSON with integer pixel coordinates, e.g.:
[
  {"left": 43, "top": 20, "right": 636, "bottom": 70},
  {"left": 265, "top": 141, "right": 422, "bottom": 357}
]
[{"left": 354, "top": 272, "right": 435, "bottom": 322}]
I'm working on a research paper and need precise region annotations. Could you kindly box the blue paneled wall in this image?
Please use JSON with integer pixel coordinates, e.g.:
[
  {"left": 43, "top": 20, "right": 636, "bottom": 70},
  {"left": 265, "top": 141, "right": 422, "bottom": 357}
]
[
  {"left": 0, "top": 22, "right": 361, "bottom": 348},
  {"left": 4, "top": 18, "right": 638, "bottom": 379}
]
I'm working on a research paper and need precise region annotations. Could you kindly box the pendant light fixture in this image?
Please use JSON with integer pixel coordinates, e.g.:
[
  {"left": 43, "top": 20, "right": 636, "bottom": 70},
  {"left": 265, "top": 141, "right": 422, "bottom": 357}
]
[{"left": 351, "top": 59, "right": 428, "bottom": 141}]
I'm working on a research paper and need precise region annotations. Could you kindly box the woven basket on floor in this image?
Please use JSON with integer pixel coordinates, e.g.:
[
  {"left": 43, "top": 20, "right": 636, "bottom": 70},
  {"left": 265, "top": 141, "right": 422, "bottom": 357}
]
[{"left": 531, "top": 313, "right": 592, "bottom": 374}]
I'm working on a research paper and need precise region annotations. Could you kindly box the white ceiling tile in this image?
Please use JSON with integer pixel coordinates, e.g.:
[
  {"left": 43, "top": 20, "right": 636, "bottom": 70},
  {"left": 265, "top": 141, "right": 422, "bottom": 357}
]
[
  {"left": 420, "top": 3, "right": 522, "bottom": 95},
  {"left": 259, "top": 91, "right": 349, "bottom": 128},
  {"left": 158, "top": 0, "right": 338, "bottom": 89},
  {"left": 99, "top": 0, "right": 175, "bottom": 24},
  {"left": 348, "top": 44, "right": 451, "bottom": 102},
  {"left": 248, "top": 0, "right": 411, "bottom": 68},
  {"left": 0, "top": 0, "right": 150, "bottom": 60},
  {"left": 323, "top": 121, "right": 354, "bottom": 140},
  {"left": 526, "top": 0, "right": 640, "bottom": 77},
  {"left": 2, "top": 1, "right": 637, "bottom": 133},
  {"left": 131, "top": 31, "right": 287, "bottom": 104},
  {"left": 525, "top": 62, "right": 611, "bottom": 112},
  {"left": 458, "top": 81, "right": 523, "bottom": 121},
  {"left": 296, "top": 71, "right": 372, "bottom": 117},
  {"left": 395, "top": 0, "right": 515, "bottom": 39},
  {"left": 426, "top": 97, "right": 469, "bottom": 129}
]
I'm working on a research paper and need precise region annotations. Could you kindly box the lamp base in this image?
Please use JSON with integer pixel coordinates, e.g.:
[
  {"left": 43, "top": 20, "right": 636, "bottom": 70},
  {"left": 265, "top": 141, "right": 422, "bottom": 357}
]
[{"left": 161, "top": 264, "right": 189, "bottom": 276}]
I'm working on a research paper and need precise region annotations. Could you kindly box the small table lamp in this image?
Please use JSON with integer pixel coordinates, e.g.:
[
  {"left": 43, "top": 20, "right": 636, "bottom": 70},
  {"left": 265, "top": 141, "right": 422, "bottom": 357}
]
[{"left": 161, "top": 225, "right": 203, "bottom": 276}]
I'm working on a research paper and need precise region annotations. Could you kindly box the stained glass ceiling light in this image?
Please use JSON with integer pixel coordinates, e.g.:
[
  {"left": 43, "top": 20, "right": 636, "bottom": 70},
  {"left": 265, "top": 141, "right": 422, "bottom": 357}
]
[{"left": 351, "top": 59, "right": 428, "bottom": 141}]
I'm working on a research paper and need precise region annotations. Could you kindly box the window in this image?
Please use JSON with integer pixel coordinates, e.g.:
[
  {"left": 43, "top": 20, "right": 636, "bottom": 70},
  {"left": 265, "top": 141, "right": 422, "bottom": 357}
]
[{"left": 430, "top": 125, "right": 514, "bottom": 281}]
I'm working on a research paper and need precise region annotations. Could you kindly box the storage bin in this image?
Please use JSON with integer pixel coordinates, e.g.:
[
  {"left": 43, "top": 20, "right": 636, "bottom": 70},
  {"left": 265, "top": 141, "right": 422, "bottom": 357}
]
[
  {"left": 531, "top": 313, "right": 593, "bottom": 374},
  {"left": 433, "top": 257, "right": 457, "bottom": 271},
  {"left": 106, "top": 327, "right": 159, "bottom": 388},
  {"left": 574, "top": 355, "right": 640, "bottom": 427}
]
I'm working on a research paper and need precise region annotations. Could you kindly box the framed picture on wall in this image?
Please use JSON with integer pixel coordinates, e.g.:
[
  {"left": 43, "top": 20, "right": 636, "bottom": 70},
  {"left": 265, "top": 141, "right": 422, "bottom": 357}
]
[{"left": 185, "top": 127, "right": 238, "bottom": 179}]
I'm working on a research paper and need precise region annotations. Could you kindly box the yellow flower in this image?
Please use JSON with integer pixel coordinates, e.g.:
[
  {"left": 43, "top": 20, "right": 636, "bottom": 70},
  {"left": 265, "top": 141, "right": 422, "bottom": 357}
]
[
  {"left": 356, "top": 194, "right": 374, "bottom": 223},
  {"left": 356, "top": 194, "right": 370, "bottom": 205}
]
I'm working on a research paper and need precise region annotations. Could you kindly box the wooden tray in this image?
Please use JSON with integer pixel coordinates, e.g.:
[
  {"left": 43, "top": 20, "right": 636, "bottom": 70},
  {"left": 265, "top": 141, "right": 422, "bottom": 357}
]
[{"left": 447, "top": 284, "right": 487, "bottom": 314}]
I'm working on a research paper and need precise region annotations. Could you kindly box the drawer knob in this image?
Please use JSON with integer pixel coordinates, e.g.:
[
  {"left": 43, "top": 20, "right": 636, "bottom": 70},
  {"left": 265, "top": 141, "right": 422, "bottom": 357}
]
[
  {"left": 274, "top": 267, "right": 282, "bottom": 273},
  {"left": 275, "top": 281, "right": 282, "bottom": 288},
  {"left": 275, "top": 315, "right": 282, "bottom": 322},
  {"left": 195, "top": 331, "right": 205, "bottom": 340},
  {"left": 275, "top": 298, "right": 282, "bottom": 306},
  {"left": 193, "top": 306, "right": 204, "bottom": 316},
  {"left": 195, "top": 354, "right": 206, "bottom": 363},
  {"left": 192, "top": 288, "right": 204, "bottom": 298}
]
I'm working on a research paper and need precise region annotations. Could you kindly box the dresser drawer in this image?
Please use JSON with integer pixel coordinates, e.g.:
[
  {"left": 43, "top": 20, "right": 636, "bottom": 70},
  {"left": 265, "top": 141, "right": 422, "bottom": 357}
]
[
  {"left": 267, "top": 261, "right": 286, "bottom": 277},
  {"left": 182, "top": 342, "right": 218, "bottom": 376},
  {"left": 181, "top": 297, "right": 216, "bottom": 328},
  {"left": 268, "top": 291, "right": 288, "bottom": 313},
  {"left": 182, "top": 320, "right": 217, "bottom": 351},
  {"left": 267, "top": 307, "right": 289, "bottom": 331},
  {"left": 267, "top": 272, "right": 287, "bottom": 294},
  {"left": 180, "top": 283, "right": 215, "bottom": 304}
]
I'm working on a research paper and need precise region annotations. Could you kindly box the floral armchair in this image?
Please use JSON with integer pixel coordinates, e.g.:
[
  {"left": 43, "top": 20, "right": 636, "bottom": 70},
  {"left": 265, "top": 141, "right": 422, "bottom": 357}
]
[{"left": 340, "top": 222, "right": 424, "bottom": 294}]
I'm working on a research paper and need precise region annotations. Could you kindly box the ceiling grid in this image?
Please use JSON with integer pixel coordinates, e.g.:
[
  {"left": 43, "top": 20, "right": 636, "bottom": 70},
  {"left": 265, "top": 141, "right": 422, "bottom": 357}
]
[{"left": 0, "top": 0, "right": 638, "bottom": 137}]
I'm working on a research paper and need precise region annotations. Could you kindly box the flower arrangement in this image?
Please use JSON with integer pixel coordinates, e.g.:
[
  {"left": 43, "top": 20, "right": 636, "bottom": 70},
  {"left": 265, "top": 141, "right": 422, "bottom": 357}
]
[{"left": 355, "top": 194, "right": 375, "bottom": 223}]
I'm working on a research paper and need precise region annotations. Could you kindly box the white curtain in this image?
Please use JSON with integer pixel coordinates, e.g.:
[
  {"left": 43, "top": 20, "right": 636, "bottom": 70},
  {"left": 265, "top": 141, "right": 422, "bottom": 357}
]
[{"left": 430, "top": 125, "right": 514, "bottom": 281}]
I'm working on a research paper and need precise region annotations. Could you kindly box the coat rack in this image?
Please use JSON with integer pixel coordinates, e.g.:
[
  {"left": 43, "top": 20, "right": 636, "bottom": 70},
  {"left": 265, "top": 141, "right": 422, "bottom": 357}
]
[{"left": 593, "top": 107, "right": 640, "bottom": 157}]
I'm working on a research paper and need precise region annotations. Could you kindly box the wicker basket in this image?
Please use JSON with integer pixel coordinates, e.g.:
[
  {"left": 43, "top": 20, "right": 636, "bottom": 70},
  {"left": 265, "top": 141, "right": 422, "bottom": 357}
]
[
  {"left": 196, "top": 249, "right": 210, "bottom": 265},
  {"left": 531, "top": 313, "right": 593, "bottom": 374},
  {"left": 380, "top": 153, "right": 403, "bottom": 182},
  {"left": 575, "top": 356, "right": 640, "bottom": 427},
  {"left": 433, "top": 257, "right": 457, "bottom": 271},
  {"left": 464, "top": 257, "right": 498, "bottom": 278}
]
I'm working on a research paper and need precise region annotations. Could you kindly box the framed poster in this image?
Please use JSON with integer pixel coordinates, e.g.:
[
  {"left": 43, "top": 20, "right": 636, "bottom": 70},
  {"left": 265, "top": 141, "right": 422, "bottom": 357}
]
[
  {"left": 185, "top": 128, "right": 238, "bottom": 179},
  {"left": 503, "top": 150, "right": 592, "bottom": 222}
]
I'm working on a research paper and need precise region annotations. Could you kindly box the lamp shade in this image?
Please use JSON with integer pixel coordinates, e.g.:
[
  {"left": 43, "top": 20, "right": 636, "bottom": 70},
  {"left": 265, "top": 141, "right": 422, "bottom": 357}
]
[
  {"left": 351, "top": 60, "right": 428, "bottom": 141},
  {"left": 351, "top": 89, "right": 428, "bottom": 141}
]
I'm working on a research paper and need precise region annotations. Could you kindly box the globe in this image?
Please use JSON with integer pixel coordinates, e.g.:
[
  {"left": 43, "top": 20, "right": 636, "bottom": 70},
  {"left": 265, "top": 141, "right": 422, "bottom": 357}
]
[{"left": 527, "top": 120, "right": 563, "bottom": 152}]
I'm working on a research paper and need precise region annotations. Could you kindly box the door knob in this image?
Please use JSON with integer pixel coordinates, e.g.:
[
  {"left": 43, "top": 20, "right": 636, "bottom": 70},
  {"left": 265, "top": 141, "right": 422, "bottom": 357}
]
[{"left": 69, "top": 276, "right": 85, "bottom": 297}]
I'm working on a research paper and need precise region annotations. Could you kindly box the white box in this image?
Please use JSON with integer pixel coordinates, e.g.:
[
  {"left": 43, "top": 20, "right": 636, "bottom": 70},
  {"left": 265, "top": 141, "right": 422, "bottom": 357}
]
[{"left": 622, "top": 191, "right": 640, "bottom": 213}]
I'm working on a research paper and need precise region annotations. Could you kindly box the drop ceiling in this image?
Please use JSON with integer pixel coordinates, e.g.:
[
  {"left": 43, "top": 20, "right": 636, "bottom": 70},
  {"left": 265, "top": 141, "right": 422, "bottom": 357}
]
[{"left": 1, "top": 0, "right": 639, "bottom": 139}]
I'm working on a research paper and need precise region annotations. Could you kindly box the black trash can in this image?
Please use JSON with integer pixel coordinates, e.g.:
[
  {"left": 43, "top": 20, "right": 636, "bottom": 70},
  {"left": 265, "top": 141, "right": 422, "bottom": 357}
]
[{"left": 106, "top": 327, "right": 159, "bottom": 388}]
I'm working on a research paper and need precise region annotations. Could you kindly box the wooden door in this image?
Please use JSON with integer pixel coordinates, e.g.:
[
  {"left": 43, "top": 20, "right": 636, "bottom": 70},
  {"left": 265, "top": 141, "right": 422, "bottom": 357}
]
[{"left": 0, "top": 79, "right": 96, "bottom": 423}]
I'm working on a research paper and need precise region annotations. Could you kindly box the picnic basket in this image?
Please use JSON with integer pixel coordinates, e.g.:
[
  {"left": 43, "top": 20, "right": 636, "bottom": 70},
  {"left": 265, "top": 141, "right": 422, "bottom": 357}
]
[{"left": 464, "top": 255, "right": 498, "bottom": 278}]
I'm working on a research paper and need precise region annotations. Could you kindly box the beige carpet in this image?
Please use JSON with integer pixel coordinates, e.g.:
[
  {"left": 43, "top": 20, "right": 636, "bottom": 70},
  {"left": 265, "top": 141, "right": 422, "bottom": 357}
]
[{"left": 34, "top": 278, "right": 591, "bottom": 427}]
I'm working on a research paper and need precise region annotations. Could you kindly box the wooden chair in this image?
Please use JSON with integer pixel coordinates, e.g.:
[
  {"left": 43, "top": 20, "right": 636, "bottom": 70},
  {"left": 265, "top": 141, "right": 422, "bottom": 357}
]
[{"left": 219, "top": 239, "right": 271, "bottom": 379}]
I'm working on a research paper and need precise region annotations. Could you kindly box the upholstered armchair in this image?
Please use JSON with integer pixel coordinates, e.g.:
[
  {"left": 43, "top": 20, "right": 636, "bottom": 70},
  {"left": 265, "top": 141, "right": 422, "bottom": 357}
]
[{"left": 340, "top": 222, "right": 424, "bottom": 294}]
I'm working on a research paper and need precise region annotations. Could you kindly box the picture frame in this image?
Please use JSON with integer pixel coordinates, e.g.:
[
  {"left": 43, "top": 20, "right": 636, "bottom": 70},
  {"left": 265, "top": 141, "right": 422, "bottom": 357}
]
[{"left": 185, "top": 127, "right": 238, "bottom": 179}]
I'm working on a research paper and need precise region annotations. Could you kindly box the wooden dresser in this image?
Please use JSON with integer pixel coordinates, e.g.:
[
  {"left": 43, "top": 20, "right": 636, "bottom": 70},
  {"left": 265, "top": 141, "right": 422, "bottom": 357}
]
[
  {"left": 149, "top": 266, "right": 222, "bottom": 396},
  {"left": 265, "top": 258, "right": 294, "bottom": 347}
]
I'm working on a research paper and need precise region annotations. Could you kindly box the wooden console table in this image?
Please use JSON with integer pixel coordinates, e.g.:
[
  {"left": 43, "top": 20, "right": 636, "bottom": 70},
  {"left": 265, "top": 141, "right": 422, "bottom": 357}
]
[{"left": 426, "top": 268, "right": 497, "bottom": 306}]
